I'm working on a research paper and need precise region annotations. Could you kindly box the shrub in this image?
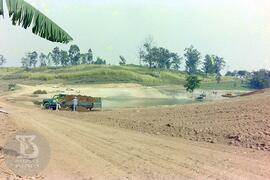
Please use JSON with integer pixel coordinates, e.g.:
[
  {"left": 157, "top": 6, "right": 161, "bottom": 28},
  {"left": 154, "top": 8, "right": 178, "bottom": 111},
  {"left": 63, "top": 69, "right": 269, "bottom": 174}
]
[
  {"left": 248, "top": 69, "right": 270, "bottom": 89},
  {"left": 33, "top": 90, "right": 48, "bottom": 94},
  {"left": 184, "top": 75, "right": 201, "bottom": 93},
  {"left": 32, "top": 100, "right": 42, "bottom": 105}
]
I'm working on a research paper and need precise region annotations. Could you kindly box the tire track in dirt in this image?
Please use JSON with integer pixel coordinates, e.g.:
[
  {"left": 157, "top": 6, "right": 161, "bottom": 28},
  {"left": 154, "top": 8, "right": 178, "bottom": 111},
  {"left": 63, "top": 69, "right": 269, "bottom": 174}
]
[
  {"left": 1, "top": 87, "right": 270, "bottom": 180},
  {"left": 5, "top": 103, "right": 270, "bottom": 180},
  {"left": 28, "top": 111, "right": 199, "bottom": 179}
]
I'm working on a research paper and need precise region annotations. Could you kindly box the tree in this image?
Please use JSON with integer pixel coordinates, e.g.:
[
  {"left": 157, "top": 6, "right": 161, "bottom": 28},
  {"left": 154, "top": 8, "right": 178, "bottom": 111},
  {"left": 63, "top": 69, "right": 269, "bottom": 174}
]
[
  {"left": 60, "top": 50, "right": 70, "bottom": 66},
  {"left": 138, "top": 47, "right": 144, "bottom": 66},
  {"left": 94, "top": 57, "right": 106, "bottom": 65},
  {"left": 29, "top": 51, "right": 38, "bottom": 68},
  {"left": 225, "top": 70, "right": 239, "bottom": 77},
  {"left": 215, "top": 74, "right": 222, "bottom": 84},
  {"left": 237, "top": 70, "right": 250, "bottom": 78},
  {"left": 80, "top": 49, "right": 93, "bottom": 65},
  {"left": 139, "top": 39, "right": 181, "bottom": 70},
  {"left": 202, "top": 54, "right": 215, "bottom": 75},
  {"left": 184, "top": 75, "right": 201, "bottom": 93},
  {"left": 0, "top": 54, "right": 6, "bottom": 66},
  {"left": 184, "top": 45, "right": 201, "bottom": 74},
  {"left": 139, "top": 37, "right": 154, "bottom": 68},
  {"left": 119, "top": 55, "right": 126, "bottom": 65},
  {"left": 47, "top": 52, "right": 53, "bottom": 66},
  {"left": 39, "top": 53, "right": 47, "bottom": 67},
  {"left": 0, "top": 0, "right": 72, "bottom": 43},
  {"left": 86, "top": 49, "right": 93, "bottom": 64},
  {"left": 154, "top": 47, "right": 169, "bottom": 69},
  {"left": 212, "top": 56, "right": 225, "bottom": 83},
  {"left": 171, "top": 53, "right": 181, "bottom": 70},
  {"left": 213, "top": 56, "right": 225, "bottom": 75},
  {"left": 21, "top": 57, "right": 30, "bottom": 69},
  {"left": 225, "top": 71, "right": 234, "bottom": 76},
  {"left": 153, "top": 47, "right": 176, "bottom": 69},
  {"left": 21, "top": 52, "right": 38, "bottom": 69},
  {"left": 52, "top": 47, "right": 61, "bottom": 66},
  {"left": 248, "top": 69, "right": 270, "bottom": 89},
  {"left": 69, "top": 45, "right": 81, "bottom": 65},
  {"left": 80, "top": 53, "right": 87, "bottom": 64}
]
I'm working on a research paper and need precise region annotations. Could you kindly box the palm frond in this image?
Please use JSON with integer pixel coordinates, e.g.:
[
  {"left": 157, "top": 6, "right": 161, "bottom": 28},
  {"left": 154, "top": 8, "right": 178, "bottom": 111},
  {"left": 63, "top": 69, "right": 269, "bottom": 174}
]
[
  {"left": 0, "top": 0, "right": 3, "bottom": 16},
  {"left": 4, "top": 0, "right": 73, "bottom": 43}
]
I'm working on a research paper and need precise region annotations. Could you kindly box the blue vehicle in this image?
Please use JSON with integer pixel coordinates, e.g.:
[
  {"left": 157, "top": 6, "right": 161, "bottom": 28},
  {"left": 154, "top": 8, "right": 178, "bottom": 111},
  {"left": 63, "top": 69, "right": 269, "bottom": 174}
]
[{"left": 43, "top": 94, "right": 102, "bottom": 111}]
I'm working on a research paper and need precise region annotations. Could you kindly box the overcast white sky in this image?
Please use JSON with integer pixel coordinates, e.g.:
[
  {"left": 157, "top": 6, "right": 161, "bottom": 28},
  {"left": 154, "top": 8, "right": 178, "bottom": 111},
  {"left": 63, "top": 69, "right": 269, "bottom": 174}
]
[{"left": 0, "top": 0, "right": 270, "bottom": 71}]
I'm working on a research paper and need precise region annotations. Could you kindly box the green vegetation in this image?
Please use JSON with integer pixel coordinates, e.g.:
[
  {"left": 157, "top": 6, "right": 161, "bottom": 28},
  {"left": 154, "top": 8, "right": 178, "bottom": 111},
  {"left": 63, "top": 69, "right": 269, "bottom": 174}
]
[
  {"left": 224, "top": 69, "right": 270, "bottom": 90},
  {"left": 139, "top": 39, "right": 181, "bottom": 70},
  {"left": 17, "top": 37, "right": 228, "bottom": 86},
  {"left": 184, "top": 45, "right": 201, "bottom": 74},
  {"left": 33, "top": 90, "right": 48, "bottom": 95},
  {"left": 119, "top": 56, "right": 126, "bottom": 65},
  {"left": 184, "top": 75, "right": 201, "bottom": 93},
  {"left": 0, "top": 65, "right": 249, "bottom": 90},
  {"left": 202, "top": 55, "right": 225, "bottom": 76},
  {"left": 200, "top": 80, "right": 249, "bottom": 90},
  {"left": 248, "top": 69, "right": 270, "bottom": 89},
  {"left": 94, "top": 57, "right": 106, "bottom": 65},
  {"left": 22, "top": 45, "right": 106, "bottom": 69},
  {"left": 0, "top": 55, "right": 6, "bottom": 66},
  {"left": 0, "top": 0, "right": 72, "bottom": 43},
  {"left": 21, "top": 51, "right": 38, "bottom": 69},
  {"left": 8, "top": 83, "right": 16, "bottom": 91}
]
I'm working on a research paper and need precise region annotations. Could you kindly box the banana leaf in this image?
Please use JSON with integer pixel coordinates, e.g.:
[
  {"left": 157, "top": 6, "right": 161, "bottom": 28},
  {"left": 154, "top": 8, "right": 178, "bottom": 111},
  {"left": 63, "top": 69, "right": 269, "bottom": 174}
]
[
  {"left": 1, "top": 0, "right": 73, "bottom": 43},
  {"left": 0, "top": 0, "right": 3, "bottom": 16}
]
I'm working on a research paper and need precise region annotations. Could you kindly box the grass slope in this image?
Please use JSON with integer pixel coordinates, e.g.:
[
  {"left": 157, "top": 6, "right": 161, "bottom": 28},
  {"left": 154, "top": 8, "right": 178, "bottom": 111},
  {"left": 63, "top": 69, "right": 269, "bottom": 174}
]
[{"left": 0, "top": 65, "right": 248, "bottom": 90}]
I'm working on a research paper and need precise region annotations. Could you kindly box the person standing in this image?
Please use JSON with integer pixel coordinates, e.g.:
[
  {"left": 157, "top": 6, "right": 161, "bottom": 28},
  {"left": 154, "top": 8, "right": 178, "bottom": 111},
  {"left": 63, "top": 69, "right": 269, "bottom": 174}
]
[
  {"left": 72, "top": 97, "right": 78, "bottom": 112},
  {"left": 55, "top": 96, "right": 61, "bottom": 110}
]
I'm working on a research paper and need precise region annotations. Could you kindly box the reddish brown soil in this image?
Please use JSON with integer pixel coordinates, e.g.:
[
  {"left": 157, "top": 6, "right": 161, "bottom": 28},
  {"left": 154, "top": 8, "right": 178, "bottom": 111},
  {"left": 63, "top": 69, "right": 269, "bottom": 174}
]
[
  {"left": 0, "top": 86, "right": 270, "bottom": 179},
  {"left": 57, "top": 88, "right": 270, "bottom": 151}
]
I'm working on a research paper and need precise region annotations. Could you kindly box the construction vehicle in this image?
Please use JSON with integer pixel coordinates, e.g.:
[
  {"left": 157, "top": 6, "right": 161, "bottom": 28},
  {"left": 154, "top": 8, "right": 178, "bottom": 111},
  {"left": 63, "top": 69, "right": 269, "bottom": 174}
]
[
  {"left": 42, "top": 94, "right": 102, "bottom": 111},
  {"left": 222, "top": 93, "right": 235, "bottom": 98},
  {"left": 196, "top": 93, "right": 207, "bottom": 101}
]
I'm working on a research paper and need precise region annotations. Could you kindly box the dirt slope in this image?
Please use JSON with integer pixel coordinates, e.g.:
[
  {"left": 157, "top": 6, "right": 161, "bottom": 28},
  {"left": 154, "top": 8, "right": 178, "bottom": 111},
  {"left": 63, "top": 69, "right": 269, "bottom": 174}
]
[
  {"left": 0, "top": 87, "right": 269, "bottom": 179},
  {"left": 55, "top": 88, "right": 270, "bottom": 151},
  {"left": 1, "top": 103, "right": 270, "bottom": 179}
]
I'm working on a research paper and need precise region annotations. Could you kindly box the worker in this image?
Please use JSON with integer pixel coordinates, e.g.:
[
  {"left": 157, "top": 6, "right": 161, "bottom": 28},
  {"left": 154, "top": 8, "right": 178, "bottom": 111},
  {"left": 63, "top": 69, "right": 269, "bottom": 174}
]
[
  {"left": 72, "top": 97, "right": 78, "bottom": 112},
  {"left": 56, "top": 101, "right": 61, "bottom": 110},
  {"left": 54, "top": 95, "right": 61, "bottom": 110}
]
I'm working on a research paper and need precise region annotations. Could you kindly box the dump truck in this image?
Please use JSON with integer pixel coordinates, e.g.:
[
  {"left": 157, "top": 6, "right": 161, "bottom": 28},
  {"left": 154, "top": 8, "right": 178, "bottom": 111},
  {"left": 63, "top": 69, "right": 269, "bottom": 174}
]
[{"left": 42, "top": 94, "right": 102, "bottom": 111}]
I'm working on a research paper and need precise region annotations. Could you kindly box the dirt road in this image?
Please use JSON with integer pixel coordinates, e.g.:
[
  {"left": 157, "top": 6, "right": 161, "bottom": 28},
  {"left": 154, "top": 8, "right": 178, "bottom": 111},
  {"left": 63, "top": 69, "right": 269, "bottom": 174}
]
[{"left": 0, "top": 87, "right": 270, "bottom": 179}]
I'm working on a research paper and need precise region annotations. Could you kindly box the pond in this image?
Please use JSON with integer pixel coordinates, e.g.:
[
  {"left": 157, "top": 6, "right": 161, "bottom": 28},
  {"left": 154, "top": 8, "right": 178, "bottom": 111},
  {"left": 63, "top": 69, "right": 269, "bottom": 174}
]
[
  {"left": 102, "top": 95, "right": 196, "bottom": 108},
  {"left": 35, "top": 84, "right": 243, "bottom": 109}
]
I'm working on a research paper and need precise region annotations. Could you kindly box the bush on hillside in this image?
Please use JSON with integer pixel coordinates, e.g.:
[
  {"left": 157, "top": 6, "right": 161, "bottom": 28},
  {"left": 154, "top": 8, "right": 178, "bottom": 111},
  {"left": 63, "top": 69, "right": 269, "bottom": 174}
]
[
  {"left": 248, "top": 69, "right": 270, "bottom": 89},
  {"left": 33, "top": 90, "right": 48, "bottom": 94}
]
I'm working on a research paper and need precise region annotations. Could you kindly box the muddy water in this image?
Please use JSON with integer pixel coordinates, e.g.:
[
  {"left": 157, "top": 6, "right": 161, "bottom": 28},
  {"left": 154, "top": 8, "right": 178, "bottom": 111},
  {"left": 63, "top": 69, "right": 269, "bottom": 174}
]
[
  {"left": 26, "top": 84, "right": 245, "bottom": 109},
  {"left": 88, "top": 85, "right": 197, "bottom": 108},
  {"left": 103, "top": 96, "right": 194, "bottom": 108}
]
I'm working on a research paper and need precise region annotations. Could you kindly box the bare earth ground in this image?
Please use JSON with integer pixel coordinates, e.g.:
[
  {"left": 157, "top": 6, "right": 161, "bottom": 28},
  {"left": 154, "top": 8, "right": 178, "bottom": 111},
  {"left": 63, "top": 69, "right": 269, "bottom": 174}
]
[
  {"left": 0, "top": 84, "right": 269, "bottom": 179},
  {"left": 67, "top": 90, "right": 269, "bottom": 151}
]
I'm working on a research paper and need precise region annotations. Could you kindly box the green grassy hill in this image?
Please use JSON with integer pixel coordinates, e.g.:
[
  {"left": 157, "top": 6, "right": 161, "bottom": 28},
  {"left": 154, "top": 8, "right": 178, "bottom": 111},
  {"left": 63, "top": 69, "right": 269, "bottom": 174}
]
[{"left": 0, "top": 64, "right": 248, "bottom": 90}]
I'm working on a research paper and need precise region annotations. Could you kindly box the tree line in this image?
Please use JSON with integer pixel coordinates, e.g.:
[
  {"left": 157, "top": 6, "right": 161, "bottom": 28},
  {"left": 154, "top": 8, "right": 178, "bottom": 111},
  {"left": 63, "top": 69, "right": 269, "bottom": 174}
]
[
  {"left": 225, "top": 69, "right": 270, "bottom": 89},
  {"left": 21, "top": 45, "right": 107, "bottom": 69},
  {"left": 1, "top": 38, "right": 269, "bottom": 90},
  {"left": 139, "top": 40, "right": 226, "bottom": 79},
  {"left": 19, "top": 37, "right": 226, "bottom": 79}
]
